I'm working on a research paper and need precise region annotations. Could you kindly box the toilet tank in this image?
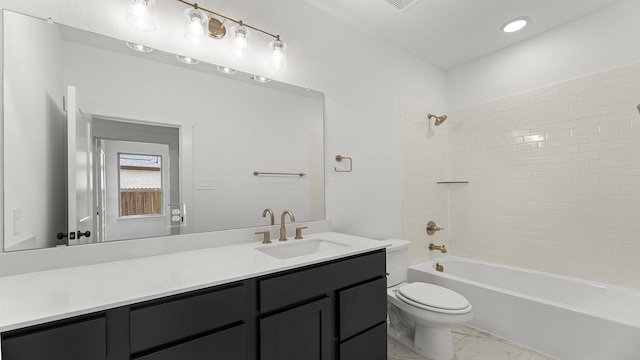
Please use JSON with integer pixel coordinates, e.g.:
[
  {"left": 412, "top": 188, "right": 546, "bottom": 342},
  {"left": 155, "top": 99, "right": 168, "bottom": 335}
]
[{"left": 384, "top": 239, "right": 411, "bottom": 287}]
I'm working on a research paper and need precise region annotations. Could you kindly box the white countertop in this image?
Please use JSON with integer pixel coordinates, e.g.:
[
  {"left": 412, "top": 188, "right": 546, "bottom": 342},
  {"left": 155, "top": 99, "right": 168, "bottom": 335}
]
[{"left": 0, "top": 232, "right": 387, "bottom": 333}]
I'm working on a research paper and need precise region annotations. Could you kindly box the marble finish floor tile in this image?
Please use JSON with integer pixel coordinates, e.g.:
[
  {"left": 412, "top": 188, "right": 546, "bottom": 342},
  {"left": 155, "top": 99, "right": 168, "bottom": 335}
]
[{"left": 388, "top": 325, "right": 556, "bottom": 360}]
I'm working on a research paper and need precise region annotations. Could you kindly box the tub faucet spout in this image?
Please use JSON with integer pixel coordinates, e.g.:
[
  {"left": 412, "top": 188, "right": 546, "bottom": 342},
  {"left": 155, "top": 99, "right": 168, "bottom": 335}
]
[{"left": 429, "top": 243, "right": 447, "bottom": 253}]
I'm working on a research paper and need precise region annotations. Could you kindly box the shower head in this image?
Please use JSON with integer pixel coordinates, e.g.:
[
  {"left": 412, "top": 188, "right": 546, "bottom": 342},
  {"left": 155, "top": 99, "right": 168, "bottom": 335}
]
[{"left": 427, "top": 113, "right": 447, "bottom": 126}]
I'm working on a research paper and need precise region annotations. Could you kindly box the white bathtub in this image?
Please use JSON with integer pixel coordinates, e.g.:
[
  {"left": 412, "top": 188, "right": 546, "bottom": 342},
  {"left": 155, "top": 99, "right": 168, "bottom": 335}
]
[{"left": 408, "top": 256, "right": 640, "bottom": 360}]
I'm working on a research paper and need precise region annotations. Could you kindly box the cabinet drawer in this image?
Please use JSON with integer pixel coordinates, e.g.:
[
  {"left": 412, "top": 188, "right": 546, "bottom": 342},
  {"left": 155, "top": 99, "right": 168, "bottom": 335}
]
[
  {"left": 339, "top": 322, "right": 386, "bottom": 360},
  {"left": 339, "top": 277, "right": 387, "bottom": 340},
  {"left": 259, "top": 250, "right": 385, "bottom": 312},
  {"left": 135, "top": 324, "right": 247, "bottom": 360},
  {"left": 130, "top": 283, "right": 247, "bottom": 353},
  {"left": 1, "top": 316, "right": 106, "bottom": 360}
]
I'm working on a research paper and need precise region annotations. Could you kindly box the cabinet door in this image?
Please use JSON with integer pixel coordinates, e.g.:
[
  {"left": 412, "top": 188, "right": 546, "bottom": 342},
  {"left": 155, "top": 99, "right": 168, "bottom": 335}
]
[
  {"left": 260, "top": 297, "right": 334, "bottom": 360},
  {"left": 1, "top": 316, "right": 106, "bottom": 360}
]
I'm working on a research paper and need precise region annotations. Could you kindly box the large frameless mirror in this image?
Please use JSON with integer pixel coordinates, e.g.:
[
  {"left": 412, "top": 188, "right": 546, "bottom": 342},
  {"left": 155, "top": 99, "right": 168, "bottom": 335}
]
[{"left": 2, "top": 10, "right": 325, "bottom": 252}]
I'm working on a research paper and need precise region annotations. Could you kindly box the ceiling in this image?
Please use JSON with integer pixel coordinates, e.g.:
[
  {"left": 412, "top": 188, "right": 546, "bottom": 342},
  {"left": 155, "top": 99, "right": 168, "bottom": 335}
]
[{"left": 304, "top": 0, "right": 629, "bottom": 70}]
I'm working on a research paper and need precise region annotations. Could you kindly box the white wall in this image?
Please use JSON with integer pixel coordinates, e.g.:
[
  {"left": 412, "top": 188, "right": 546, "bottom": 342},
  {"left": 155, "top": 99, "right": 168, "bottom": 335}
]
[
  {"left": 447, "top": 0, "right": 640, "bottom": 111},
  {"left": 2, "top": 10, "right": 66, "bottom": 250}
]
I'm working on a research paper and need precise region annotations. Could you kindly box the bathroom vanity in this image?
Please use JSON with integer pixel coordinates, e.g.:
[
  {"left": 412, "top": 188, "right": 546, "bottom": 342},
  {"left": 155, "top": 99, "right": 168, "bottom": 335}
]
[{"left": 0, "top": 233, "right": 387, "bottom": 360}]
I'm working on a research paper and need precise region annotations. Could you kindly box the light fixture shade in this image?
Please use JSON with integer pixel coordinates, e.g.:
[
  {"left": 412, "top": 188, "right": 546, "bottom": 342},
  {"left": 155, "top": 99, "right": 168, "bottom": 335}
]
[
  {"left": 125, "top": 41, "right": 153, "bottom": 53},
  {"left": 217, "top": 65, "right": 238, "bottom": 75},
  {"left": 126, "top": 0, "right": 156, "bottom": 31},
  {"left": 177, "top": 55, "right": 199, "bottom": 65},
  {"left": 229, "top": 25, "right": 250, "bottom": 58},
  {"left": 184, "top": 8, "right": 208, "bottom": 45},
  {"left": 267, "top": 40, "right": 287, "bottom": 70},
  {"left": 252, "top": 75, "right": 271, "bottom": 83}
]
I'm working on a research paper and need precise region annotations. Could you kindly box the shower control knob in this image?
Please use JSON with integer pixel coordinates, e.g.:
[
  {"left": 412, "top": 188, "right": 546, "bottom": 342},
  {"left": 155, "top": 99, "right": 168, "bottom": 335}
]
[{"left": 426, "top": 221, "right": 444, "bottom": 235}]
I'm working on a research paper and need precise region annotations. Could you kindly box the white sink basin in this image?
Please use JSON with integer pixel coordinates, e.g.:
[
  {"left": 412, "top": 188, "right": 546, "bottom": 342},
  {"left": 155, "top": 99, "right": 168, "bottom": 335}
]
[{"left": 256, "top": 238, "right": 349, "bottom": 259}]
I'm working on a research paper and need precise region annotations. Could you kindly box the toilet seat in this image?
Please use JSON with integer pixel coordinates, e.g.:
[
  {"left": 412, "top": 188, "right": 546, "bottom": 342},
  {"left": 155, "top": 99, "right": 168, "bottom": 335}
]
[{"left": 396, "top": 283, "right": 471, "bottom": 315}]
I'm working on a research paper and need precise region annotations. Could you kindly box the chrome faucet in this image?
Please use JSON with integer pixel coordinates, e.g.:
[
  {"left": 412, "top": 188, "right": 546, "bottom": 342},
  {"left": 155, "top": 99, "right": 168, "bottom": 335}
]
[
  {"left": 279, "top": 210, "right": 295, "bottom": 241},
  {"left": 262, "top": 208, "right": 275, "bottom": 225}
]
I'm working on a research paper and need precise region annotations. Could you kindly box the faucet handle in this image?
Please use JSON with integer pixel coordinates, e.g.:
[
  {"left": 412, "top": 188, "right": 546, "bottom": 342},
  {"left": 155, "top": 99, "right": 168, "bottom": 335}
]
[
  {"left": 255, "top": 230, "right": 271, "bottom": 244},
  {"left": 426, "top": 221, "right": 444, "bottom": 235},
  {"left": 294, "top": 226, "right": 308, "bottom": 239}
]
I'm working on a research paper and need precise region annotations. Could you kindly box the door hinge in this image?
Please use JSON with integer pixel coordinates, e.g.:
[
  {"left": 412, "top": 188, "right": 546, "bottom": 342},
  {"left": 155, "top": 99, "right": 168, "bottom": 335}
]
[{"left": 63, "top": 96, "right": 67, "bottom": 112}]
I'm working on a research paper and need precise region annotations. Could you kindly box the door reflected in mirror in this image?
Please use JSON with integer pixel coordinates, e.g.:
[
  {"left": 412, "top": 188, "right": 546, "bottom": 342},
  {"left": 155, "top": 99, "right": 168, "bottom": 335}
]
[{"left": 2, "top": 10, "right": 325, "bottom": 252}]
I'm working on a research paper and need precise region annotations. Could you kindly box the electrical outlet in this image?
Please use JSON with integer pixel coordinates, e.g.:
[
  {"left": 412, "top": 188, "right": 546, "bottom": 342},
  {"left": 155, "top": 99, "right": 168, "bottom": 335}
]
[
  {"left": 13, "top": 208, "right": 22, "bottom": 234},
  {"left": 167, "top": 203, "right": 186, "bottom": 227}
]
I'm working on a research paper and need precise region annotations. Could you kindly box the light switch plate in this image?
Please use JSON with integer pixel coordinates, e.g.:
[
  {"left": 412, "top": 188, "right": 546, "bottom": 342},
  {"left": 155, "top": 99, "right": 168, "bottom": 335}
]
[{"left": 195, "top": 177, "right": 214, "bottom": 190}]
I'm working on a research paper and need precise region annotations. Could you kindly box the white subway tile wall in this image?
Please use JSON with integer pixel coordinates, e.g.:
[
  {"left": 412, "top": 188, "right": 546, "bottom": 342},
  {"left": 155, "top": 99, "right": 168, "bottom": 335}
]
[
  {"left": 444, "top": 62, "right": 640, "bottom": 288},
  {"left": 400, "top": 102, "right": 450, "bottom": 265}
]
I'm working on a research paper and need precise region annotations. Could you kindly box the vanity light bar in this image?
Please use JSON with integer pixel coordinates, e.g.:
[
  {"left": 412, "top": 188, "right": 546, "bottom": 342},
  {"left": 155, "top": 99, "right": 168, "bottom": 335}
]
[
  {"left": 175, "top": 0, "right": 288, "bottom": 70},
  {"left": 175, "top": 0, "right": 281, "bottom": 40}
]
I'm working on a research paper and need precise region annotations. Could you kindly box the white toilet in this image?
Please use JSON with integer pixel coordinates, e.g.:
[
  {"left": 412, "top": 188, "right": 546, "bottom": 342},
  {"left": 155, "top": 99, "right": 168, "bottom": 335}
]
[{"left": 385, "top": 239, "right": 473, "bottom": 360}]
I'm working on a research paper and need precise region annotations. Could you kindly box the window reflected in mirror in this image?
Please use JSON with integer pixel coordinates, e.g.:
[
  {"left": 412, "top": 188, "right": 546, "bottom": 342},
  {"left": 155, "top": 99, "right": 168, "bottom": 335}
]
[{"left": 118, "top": 153, "right": 163, "bottom": 217}]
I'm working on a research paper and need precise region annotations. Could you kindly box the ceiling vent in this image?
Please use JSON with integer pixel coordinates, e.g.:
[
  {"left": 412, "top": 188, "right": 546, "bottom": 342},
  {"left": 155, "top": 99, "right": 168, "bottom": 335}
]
[{"left": 383, "top": 0, "right": 421, "bottom": 13}]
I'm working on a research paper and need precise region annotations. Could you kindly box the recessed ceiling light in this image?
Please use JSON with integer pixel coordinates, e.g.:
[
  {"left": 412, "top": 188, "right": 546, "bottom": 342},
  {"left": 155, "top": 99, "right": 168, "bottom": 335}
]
[
  {"left": 125, "top": 41, "right": 153, "bottom": 52},
  {"left": 252, "top": 75, "right": 271, "bottom": 83},
  {"left": 176, "top": 55, "right": 199, "bottom": 65},
  {"left": 502, "top": 17, "right": 529, "bottom": 33},
  {"left": 217, "top": 65, "right": 238, "bottom": 75}
]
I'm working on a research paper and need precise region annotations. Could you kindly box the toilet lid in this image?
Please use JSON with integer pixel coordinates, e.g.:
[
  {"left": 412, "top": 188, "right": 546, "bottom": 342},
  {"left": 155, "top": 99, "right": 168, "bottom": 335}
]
[{"left": 397, "top": 283, "right": 470, "bottom": 312}]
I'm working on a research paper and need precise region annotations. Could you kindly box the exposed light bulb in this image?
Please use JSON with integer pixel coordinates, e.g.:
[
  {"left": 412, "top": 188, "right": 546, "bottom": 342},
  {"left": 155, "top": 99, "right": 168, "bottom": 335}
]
[
  {"left": 267, "top": 40, "right": 287, "bottom": 70},
  {"left": 184, "top": 8, "right": 208, "bottom": 45},
  {"left": 126, "top": 0, "right": 156, "bottom": 31},
  {"left": 229, "top": 25, "right": 250, "bottom": 58}
]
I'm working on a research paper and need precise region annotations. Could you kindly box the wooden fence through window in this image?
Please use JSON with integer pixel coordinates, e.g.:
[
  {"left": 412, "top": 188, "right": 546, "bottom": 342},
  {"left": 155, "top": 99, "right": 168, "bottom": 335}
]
[{"left": 120, "top": 189, "right": 162, "bottom": 216}]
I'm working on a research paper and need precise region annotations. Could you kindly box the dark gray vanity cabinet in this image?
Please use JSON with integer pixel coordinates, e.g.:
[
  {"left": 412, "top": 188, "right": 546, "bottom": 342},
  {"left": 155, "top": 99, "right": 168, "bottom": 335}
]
[
  {"left": 1, "top": 315, "right": 107, "bottom": 360},
  {"left": 0, "top": 250, "right": 386, "bottom": 360},
  {"left": 257, "top": 250, "right": 387, "bottom": 360}
]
